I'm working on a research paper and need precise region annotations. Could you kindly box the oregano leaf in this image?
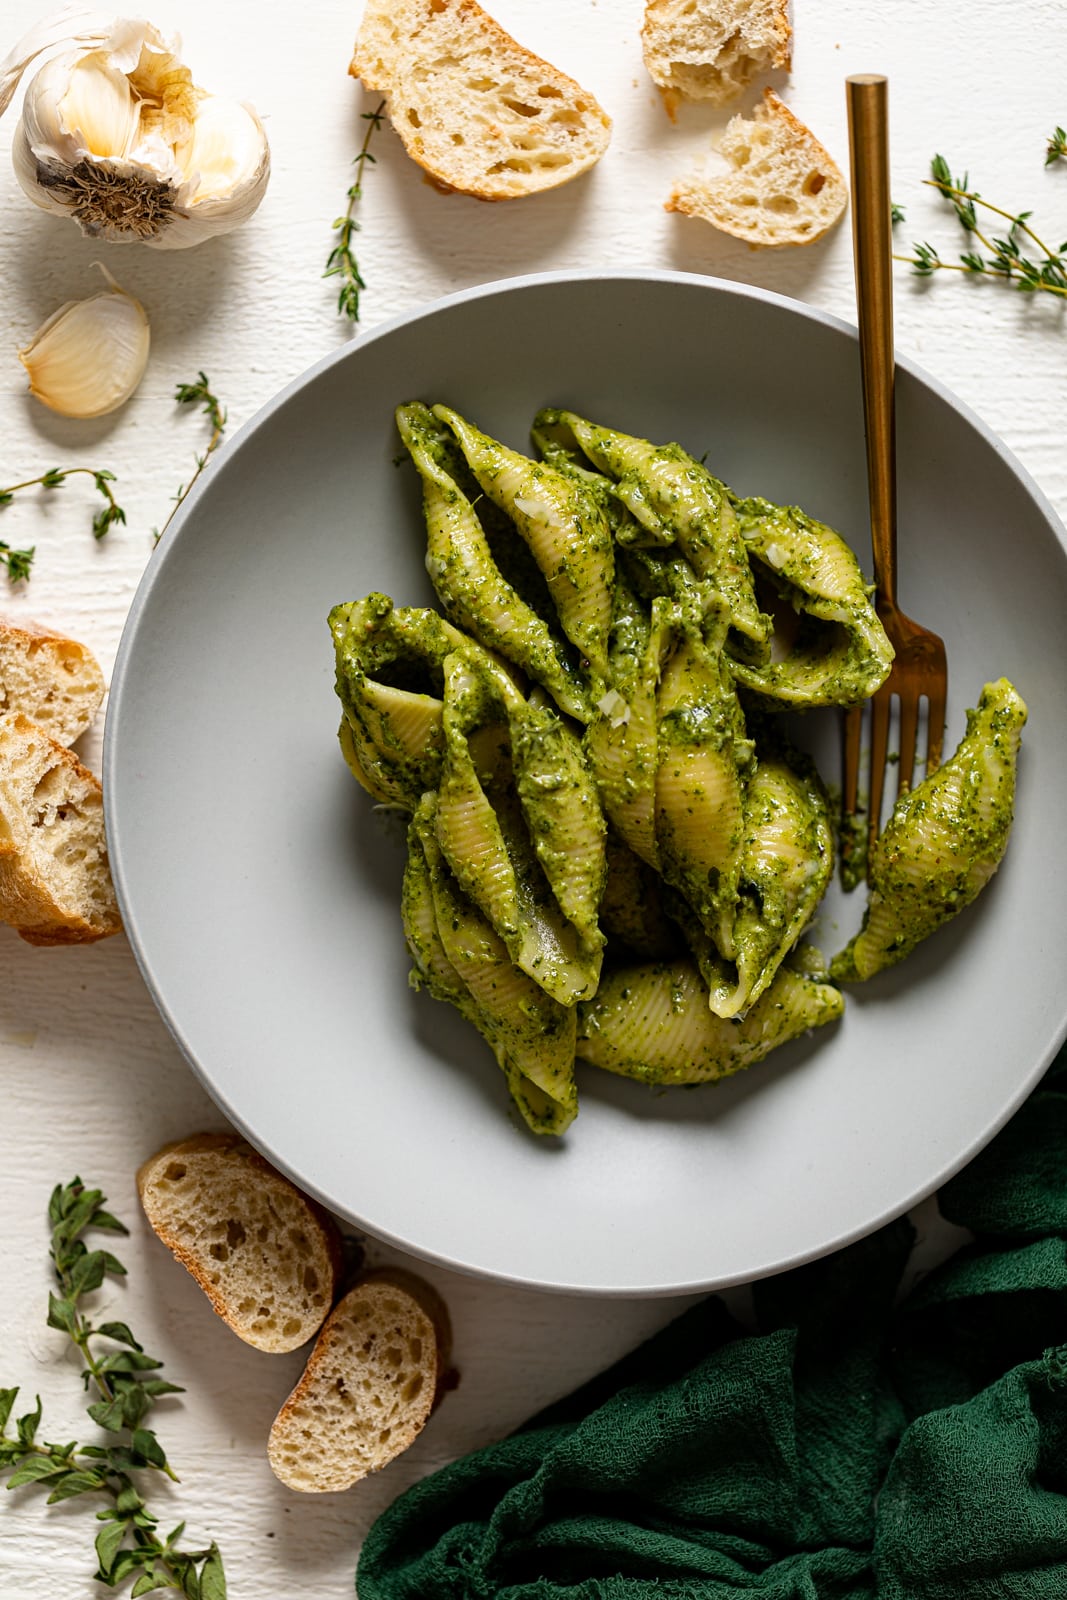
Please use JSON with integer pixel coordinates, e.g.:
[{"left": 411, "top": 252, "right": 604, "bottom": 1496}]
[
  {"left": 71, "top": 1251, "right": 108, "bottom": 1295},
  {"left": 6, "top": 1456, "right": 68, "bottom": 1488},
  {"left": 88, "top": 1397, "right": 128, "bottom": 1433},
  {"left": 199, "top": 1544, "right": 227, "bottom": 1600},
  {"left": 16, "top": 1397, "right": 42, "bottom": 1447},
  {"left": 47, "top": 1469, "right": 107, "bottom": 1501},
  {"left": 0, "top": 1387, "right": 18, "bottom": 1435},
  {"left": 47, "top": 1294, "right": 78, "bottom": 1335},
  {"left": 97, "top": 1322, "right": 143, "bottom": 1350},
  {"left": 131, "top": 1429, "right": 167, "bottom": 1469},
  {"left": 88, "top": 1209, "right": 128, "bottom": 1234},
  {"left": 95, "top": 1515, "right": 128, "bottom": 1575}
]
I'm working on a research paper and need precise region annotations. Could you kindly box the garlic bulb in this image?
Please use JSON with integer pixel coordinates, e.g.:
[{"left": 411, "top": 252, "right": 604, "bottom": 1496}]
[
  {"left": 0, "top": 8, "right": 269, "bottom": 248},
  {"left": 19, "top": 265, "right": 149, "bottom": 417}
]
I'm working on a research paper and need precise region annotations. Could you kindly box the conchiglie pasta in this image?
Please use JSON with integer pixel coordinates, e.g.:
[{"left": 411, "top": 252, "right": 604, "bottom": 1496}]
[
  {"left": 831, "top": 679, "right": 1026, "bottom": 983},
  {"left": 327, "top": 402, "right": 1023, "bottom": 1138},
  {"left": 576, "top": 962, "right": 843, "bottom": 1084}
]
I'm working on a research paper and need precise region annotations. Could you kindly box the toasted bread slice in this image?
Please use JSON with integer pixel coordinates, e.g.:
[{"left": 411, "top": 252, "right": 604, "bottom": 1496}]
[
  {"left": 351, "top": 0, "right": 612, "bottom": 201},
  {"left": 666, "top": 89, "right": 847, "bottom": 247},
  {"left": 0, "top": 620, "right": 105, "bottom": 745},
  {"left": 642, "top": 0, "right": 791, "bottom": 116},
  {"left": 137, "top": 1135, "right": 343, "bottom": 1353},
  {"left": 0, "top": 711, "right": 120, "bottom": 945},
  {"left": 268, "top": 1270, "right": 451, "bottom": 1491}
]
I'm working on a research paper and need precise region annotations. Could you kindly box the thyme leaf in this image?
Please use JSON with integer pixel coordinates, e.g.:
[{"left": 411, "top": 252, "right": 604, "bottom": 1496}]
[
  {"left": 895, "top": 153, "right": 1067, "bottom": 299},
  {"left": 325, "top": 101, "right": 386, "bottom": 324},
  {"left": 0, "top": 1179, "right": 227, "bottom": 1596},
  {"left": 0, "top": 542, "right": 35, "bottom": 582},
  {"left": 1046, "top": 126, "right": 1067, "bottom": 166}
]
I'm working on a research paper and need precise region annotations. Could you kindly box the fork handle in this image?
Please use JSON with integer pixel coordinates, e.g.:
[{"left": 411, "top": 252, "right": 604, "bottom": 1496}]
[{"left": 847, "top": 74, "right": 897, "bottom": 615}]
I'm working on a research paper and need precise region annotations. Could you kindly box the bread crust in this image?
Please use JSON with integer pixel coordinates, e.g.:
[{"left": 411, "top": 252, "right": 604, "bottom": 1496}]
[
  {"left": 641, "top": 0, "right": 792, "bottom": 116},
  {"left": 0, "top": 619, "right": 105, "bottom": 745},
  {"left": 665, "top": 89, "right": 847, "bottom": 248},
  {"left": 350, "top": 0, "right": 611, "bottom": 202},
  {"left": 137, "top": 1134, "right": 344, "bottom": 1352},
  {"left": 267, "top": 1271, "right": 448, "bottom": 1491},
  {"left": 0, "top": 711, "right": 120, "bottom": 944}
]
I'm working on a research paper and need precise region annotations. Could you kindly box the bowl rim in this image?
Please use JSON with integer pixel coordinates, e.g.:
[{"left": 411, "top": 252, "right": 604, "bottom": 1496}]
[{"left": 103, "top": 267, "right": 1067, "bottom": 1296}]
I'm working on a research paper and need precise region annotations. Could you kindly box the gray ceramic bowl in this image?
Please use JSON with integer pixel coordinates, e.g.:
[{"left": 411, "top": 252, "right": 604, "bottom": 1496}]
[{"left": 104, "top": 271, "right": 1067, "bottom": 1296}]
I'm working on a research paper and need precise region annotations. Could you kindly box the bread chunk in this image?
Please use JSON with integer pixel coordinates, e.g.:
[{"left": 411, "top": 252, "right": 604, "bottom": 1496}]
[
  {"left": 351, "top": 0, "right": 612, "bottom": 201},
  {"left": 0, "top": 711, "right": 120, "bottom": 945},
  {"left": 0, "top": 621, "right": 105, "bottom": 745},
  {"left": 642, "top": 0, "right": 792, "bottom": 116},
  {"left": 268, "top": 1270, "right": 451, "bottom": 1491},
  {"left": 137, "top": 1135, "right": 343, "bottom": 1353},
  {"left": 666, "top": 89, "right": 847, "bottom": 247}
]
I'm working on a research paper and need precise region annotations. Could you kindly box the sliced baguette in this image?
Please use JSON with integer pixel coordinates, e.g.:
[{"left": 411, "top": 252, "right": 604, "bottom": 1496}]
[
  {"left": 642, "top": 0, "right": 792, "bottom": 116},
  {"left": 351, "top": 0, "right": 612, "bottom": 201},
  {"left": 666, "top": 89, "right": 847, "bottom": 248},
  {"left": 268, "top": 1269, "right": 451, "bottom": 1491},
  {"left": 0, "top": 620, "right": 105, "bottom": 745},
  {"left": 0, "top": 711, "right": 120, "bottom": 945},
  {"left": 137, "top": 1134, "right": 343, "bottom": 1353}
]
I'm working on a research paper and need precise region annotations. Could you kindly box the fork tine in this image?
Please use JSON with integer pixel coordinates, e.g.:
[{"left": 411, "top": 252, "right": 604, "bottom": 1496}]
[
  {"left": 868, "top": 691, "right": 891, "bottom": 845},
  {"left": 842, "top": 704, "right": 862, "bottom": 815},
  {"left": 926, "top": 678, "right": 948, "bottom": 774},
  {"left": 897, "top": 693, "right": 919, "bottom": 793}
]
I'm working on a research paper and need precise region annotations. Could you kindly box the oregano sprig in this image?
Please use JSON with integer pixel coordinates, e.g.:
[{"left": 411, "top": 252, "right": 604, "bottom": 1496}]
[
  {"left": 325, "top": 101, "right": 386, "bottom": 324},
  {"left": 0, "top": 466, "right": 125, "bottom": 580},
  {"left": 0, "top": 1178, "right": 227, "bottom": 1598},
  {"left": 897, "top": 153, "right": 1067, "bottom": 298},
  {"left": 153, "top": 373, "right": 228, "bottom": 544}
]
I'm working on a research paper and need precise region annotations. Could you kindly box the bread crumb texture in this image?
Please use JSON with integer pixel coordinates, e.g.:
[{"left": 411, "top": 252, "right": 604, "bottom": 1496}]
[
  {"left": 268, "top": 1276, "right": 441, "bottom": 1491},
  {"left": 0, "top": 621, "right": 105, "bottom": 745},
  {"left": 641, "top": 0, "right": 792, "bottom": 113},
  {"left": 0, "top": 710, "right": 120, "bottom": 945},
  {"left": 351, "top": 0, "right": 611, "bottom": 200},
  {"left": 667, "top": 89, "right": 847, "bottom": 247},
  {"left": 137, "top": 1136, "right": 341, "bottom": 1353}
]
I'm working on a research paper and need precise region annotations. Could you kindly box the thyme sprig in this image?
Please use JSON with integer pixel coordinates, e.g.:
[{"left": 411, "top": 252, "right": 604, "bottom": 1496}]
[
  {"left": 154, "top": 373, "right": 228, "bottom": 544},
  {"left": 0, "top": 1179, "right": 226, "bottom": 1598},
  {"left": 897, "top": 154, "right": 1067, "bottom": 298},
  {"left": 1046, "top": 127, "right": 1067, "bottom": 166},
  {"left": 0, "top": 466, "right": 125, "bottom": 580},
  {"left": 325, "top": 101, "right": 386, "bottom": 323}
]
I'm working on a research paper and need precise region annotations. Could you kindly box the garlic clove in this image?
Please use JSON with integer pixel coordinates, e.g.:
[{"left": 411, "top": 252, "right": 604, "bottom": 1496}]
[
  {"left": 156, "top": 97, "right": 270, "bottom": 249},
  {"left": 18, "top": 269, "right": 149, "bottom": 418},
  {"left": 58, "top": 49, "right": 137, "bottom": 157},
  {"left": 174, "top": 94, "right": 260, "bottom": 203}
]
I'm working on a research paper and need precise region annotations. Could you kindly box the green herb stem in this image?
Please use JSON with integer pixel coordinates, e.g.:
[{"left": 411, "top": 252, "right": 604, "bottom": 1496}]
[
  {"left": 925, "top": 170, "right": 1061, "bottom": 263},
  {"left": 154, "top": 373, "right": 228, "bottom": 545},
  {"left": 897, "top": 154, "right": 1067, "bottom": 299},
  {"left": 325, "top": 100, "right": 386, "bottom": 324},
  {"left": 0, "top": 467, "right": 125, "bottom": 580}
]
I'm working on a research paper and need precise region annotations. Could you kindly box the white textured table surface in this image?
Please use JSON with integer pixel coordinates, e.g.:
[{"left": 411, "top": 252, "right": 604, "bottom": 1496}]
[{"left": 1, "top": 0, "right": 1064, "bottom": 1592}]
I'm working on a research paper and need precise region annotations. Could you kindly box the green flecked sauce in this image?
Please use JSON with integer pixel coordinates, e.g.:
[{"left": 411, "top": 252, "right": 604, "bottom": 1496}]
[
  {"left": 831, "top": 679, "right": 1028, "bottom": 983},
  {"left": 330, "top": 401, "right": 1027, "bottom": 1133}
]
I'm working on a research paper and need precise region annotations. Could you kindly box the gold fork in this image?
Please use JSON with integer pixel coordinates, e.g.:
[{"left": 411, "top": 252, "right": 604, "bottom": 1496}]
[{"left": 841, "top": 74, "right": 948, "bottom": 879}]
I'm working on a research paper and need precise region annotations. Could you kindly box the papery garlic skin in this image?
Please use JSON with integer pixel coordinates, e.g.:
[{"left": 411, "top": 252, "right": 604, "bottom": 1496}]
[
  {"left": 1, "top": 11, "right": 269, "bottom": 249},
  {"left": 19, "top": 271, "right": 150, "bottom": 417}
]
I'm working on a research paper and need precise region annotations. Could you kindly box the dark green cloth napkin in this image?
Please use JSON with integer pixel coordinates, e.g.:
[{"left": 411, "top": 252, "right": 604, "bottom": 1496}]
[{"left": 357, "top": 1047, "right": 1067, "bottom": 1599}]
